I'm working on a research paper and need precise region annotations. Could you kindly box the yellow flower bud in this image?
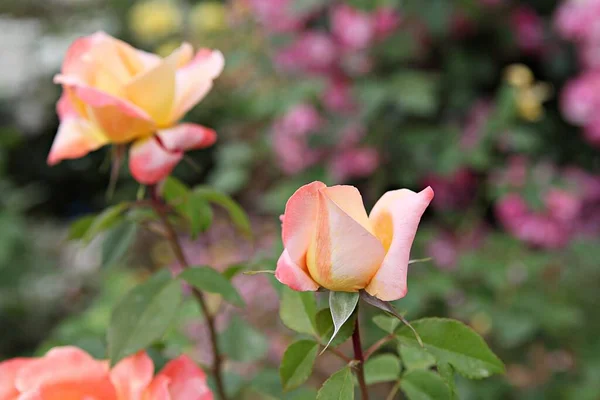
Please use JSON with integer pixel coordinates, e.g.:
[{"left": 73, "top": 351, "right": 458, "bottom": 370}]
[
  {"left": 190, "top": 1, "right": 227, "bottom": 33},
  {"left": 505, "top": 64, "right": 534, "bottom": 89},
  {"left": 129, "top": 0, "right": 183, "bottom": 42}
]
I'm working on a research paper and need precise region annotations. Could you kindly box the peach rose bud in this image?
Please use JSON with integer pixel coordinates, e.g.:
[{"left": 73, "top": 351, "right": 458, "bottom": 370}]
[{"left": 275, "top": 181, "right": 434, "bottom": 301}]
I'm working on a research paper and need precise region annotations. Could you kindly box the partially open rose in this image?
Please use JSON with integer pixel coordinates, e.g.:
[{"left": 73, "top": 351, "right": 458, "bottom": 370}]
[
  {"left": 0, "top": 346, "right": 212, "bottom": 400},
  {"left": 276, "top": 182, "right": 433, "bottom": 301},
  {"left": 48, "top": 31, "right": 224, "bottom": 184}
]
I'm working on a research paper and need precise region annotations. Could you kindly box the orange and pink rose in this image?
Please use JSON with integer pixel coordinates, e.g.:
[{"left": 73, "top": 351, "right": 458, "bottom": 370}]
[
  {"left": 275, "top": 182, "right": 433, "bottom": 301},
  {"left": 0, "top": 346, "right": 212, "bottom": 400},
  {"left": 47, "top": 32, "right": 224, "bottom": 184}
]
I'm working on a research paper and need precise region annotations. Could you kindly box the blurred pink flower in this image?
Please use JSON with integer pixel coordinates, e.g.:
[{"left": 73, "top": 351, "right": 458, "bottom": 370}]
[
  {"left": 554, "top": 0, "right": 600, "bottom": 42},
  {"left": 422, "top": 168, "right": 478, "bottom": 212},
  {"left": 373, "top": 7, "right": 402, "bottom": 40},
  {"left": 427, "top": 225, "right": 488, "bottom": 270},
  {"left": 275, "top": 31, "right": 338, "bottom": 75},
  {"left": 545, "top": 189, "right": 582, "bottom": 222},
  {"left": 322, "top": 77, "right": 357, "bottom": 113},
  {"left": 560, "top": 73, "right": 600, "bottom": 126},
  {"left": 511, "top": 6, "right": 545, "bottom": 54},
  {"left": 329, "top": 147, "right": 379, "bottom": 182},
  {"left": 341, "top": 51, "right": 373, "bottom": 76},
  {"left": 331, "top": 4, "right": 375, "bottom": 50},
  {"left": 272, "top": 104, "right": 323, "bottom": 174},
  {"left": 248, "top": 0, "right": 304, "bottom": 32}
]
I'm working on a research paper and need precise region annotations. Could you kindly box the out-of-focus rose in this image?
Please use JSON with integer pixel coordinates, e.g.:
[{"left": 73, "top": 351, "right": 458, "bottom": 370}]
[
  {"left": 275, "top": 31, "right": 338, "bottom": 75},
  {"left": 47, "top": 32, "right": 224, "bottom": 184},
  {"left": 373, "top": 7, "right": 402, "bottom": 39},
  {"left": 247, "top": 0, "right": 305, "bottom": 33},
  {"left": 129, "top": 0, "right": 183, "bottom": 43},
  {"left": 511, "top": 7, "right": 545, "bottom": 54},
  {"left": 275, "top": 182, "right": 433, "bottom": 300},
  {"left": 322, "top": 77, "right": 356, "bottom": 113},
  {"left": 329, "top": 147, "right": 379, "bottom": 182},
  {"left": 0, "top": 346, "right": 211, "bottom": 400},
  {"left": 272, "top": 104, "right": 323, "bottom": 174},
  {"left": 331, "top": 5, "right": 375, "bottom": 50}
]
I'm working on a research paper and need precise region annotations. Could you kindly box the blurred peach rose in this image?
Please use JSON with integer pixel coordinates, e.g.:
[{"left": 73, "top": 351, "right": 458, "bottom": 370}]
[
  {"left": 275, "top": 182, "right": 433, "bottom": 301},
  {"left": 47, "top": 32, "right": 224, "bottom": 184},
  {"left": 0, "top": 346, "right": 212, "bottom": 400}
]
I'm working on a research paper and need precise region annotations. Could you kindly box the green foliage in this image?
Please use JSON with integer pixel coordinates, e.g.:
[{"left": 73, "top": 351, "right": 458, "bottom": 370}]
[
  {"left": 81, "top": 203, "right": 127, "bottom": 243},
  {"left": 399, "top": 344, "right": 436, "bottom": 371},
  {"left": 400, "top": 370, "right": 452, "bottom": 400},
  {"left": 279, "top": 287, "right": 317, "bottom": 335},
  {"left": 280, "top": 340, "right": 319, "bottom": 391},
  {"left": 315, "top": 308, "right": 356, "bottom": 348},
  {"left": 220, "top": 315, "right": 268, "bottom": 362},
  {"left": 180, "top": 266, "right": 245, "bottom": 307},
  {"left": 107, "top": 270, "right": 182, "bottom": 365},
  {"left": 101, "top": 220, "right": 137, "bottom": 269},
  {"left": 372, "top": 315, "right": 400, "bottom": 334},
  {"left": 364, "top": 354, "right": 402, "bottom": 384},
  {"left": 193, "top": 186, "right": 252, "bottom": 236},
  {"left": 316, "top": 366, "right": 354, "bottom": 400},
  {"left": 325, "top": 291, "right": 359, "bottom": 350},
  {"left": 396, "top": 318, "right": 505, "bottom": 379}
]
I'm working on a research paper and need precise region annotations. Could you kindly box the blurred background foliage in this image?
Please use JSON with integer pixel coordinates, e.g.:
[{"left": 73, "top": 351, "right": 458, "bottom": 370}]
[{"left": 0, "top": 0, "right": 599, "bottom": 398}]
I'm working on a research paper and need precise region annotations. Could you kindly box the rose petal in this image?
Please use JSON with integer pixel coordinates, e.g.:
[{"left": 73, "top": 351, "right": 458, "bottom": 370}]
[
  {"left": 110, "top": 352, "right": 154, "bottom": 400},
  {"left": 157, "top": 123, "right": 217, "bottom": 152},
  {"left": 128, "top": 136, "right": 183, "bottom": 185},
  {"left": 281, "top": 181, "right": 327, "bottom": 266},
  {"left": 54, "top": 77, "right": 156, "bottom": 143},
  {"left": 169, "top": 49, "right": 225, "bottom": 123},
  {"left": 154, "top": 356, "right": 212, "bottom": 400},
  {"left": 320, "top": 185, "right": 373, "bottom": 233},
  {"left": 15, "top": 347, "right": 109, "bottom": 392},
  {"left": 144, "top": 376, "right": 171, "bottom": 400},
  {"left": 275, "top": 249, "right": 320, "bottom": 291},
  {"left": 47, "top": 117, "right": 109, "bottom": 165},
  {"left": 0, "top": 358, "right": 31, "bottom": 400},
  {"left": 20, "top": 380, "right": 117, "bottom": 400},
  {"left": 306, "top": 187, "right": 386, "bottom": 291},
  {"left": 365, "top": 187, "right": 434, "bottom": 301},
  {"left": 124, "top": 44, "right": 192, "bottom": 126}
]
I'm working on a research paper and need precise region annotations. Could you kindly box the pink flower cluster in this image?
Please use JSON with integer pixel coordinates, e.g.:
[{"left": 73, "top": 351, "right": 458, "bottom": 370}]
[
  {"left": 249, "top": 1, "right": 401, "bottom": 181},
  {"left": 493, "top": 158, "right": 600, "bottom": 248},
  {"left": 555, "top": 0, "right": 600, "bottom": 147}
]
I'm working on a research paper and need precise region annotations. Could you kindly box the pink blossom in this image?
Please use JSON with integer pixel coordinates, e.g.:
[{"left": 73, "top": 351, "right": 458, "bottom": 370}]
[
  {"left": 272, "top": 104, "right": 323, "bottom": 174},
  {"left": 373, "top": 7, "right": 402, "bottom": 40},
  {"left": 248, "top": 0, "right": 304, "bottom": 33},
  {"left": 322, "top": 77, "right": 356, "bottom": 113},
  {"left": 545, "top": 189, "right": 582, "bottom": 222},
  {"left": 560, "top": 73, "right": 600, "bottom": 125},
  {"left": 427, "top": 232, "right": 459, "bottom": 270},
  {"left": 583, "top": 118, "right": 600, "bottom": 147},
  {"left": 329, "top": 147, "right": 379, "bottom": 182},
  {"left": 330, "top": 4, "right": 375, "bottom": 50},
  {"left": 554, "top": 0, "right": 600, "bottom": 42},
  {"left": 341, "top": 51, "right": 373, "bottom": 76},
  {"left": 511, "top": 6, "right": 545, "bottom": 54},
  {"left": 275, "top": 31, "right": 338, "bottom": 75}
]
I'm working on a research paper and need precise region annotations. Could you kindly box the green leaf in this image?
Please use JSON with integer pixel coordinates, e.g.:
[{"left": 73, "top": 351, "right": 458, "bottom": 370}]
[
  {"left": 396, "top": 318, "right": 505, "bottom": 378},
  {"left": 324, "top": 292, "right": 359, "bottom": 351},
  {"left": 399, "top": 344, "right": 436, "bottom": 371},
  {"left": 316, "top": 366, "right": 354, "bottom": 400},
  {"left": 437, "top": 362, "right": 457, "bottom": 400},
  {"left": 84, "top": 203, "right": 127, "bottom": 242},
  {"left": 315, "top": 308, "right": 356, "bottom": 348},
  {"left": 373, "top": 315, "right": 400, "bottom": 334},
  {"left": 184, "top": 192, "right": 213, "bottom": 238},
  {"left": 162, "top": 177, "right": 190, "bottom": 203},
  {"left": 280, "top": 340, "right": 319, "bottom": 391},
  {"left": 107, "top": 270, "right": 182, "bottom": 365},
  {"left": 279, "top": 287, "right": 317, "bottom": 335},
  {"left": 193, "top": 187, "right": 251, "bottom": 236},
  {"left": 364, "top": 354, "right": 402, "bottom": 385},
  {"left": 68, "top": 215, "right": 95, "bottom": 240},
  {"left": 179, "top": 267, "right": 245, "bottom": 307},
  {"left": 400, "top": 370, "right": 451, "bottom": 400},
  {"left": 392, "top": 70, "right": 440, "bottom": 116},
  {"left": 220, "top": 315, "right": 268, "bottom": 362},
  {"left": 223, "top": 264, "right": 245, "bottom": 280},
  {"left": 102, "top": 220, "right": 137, "bottom": 269}
]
